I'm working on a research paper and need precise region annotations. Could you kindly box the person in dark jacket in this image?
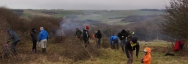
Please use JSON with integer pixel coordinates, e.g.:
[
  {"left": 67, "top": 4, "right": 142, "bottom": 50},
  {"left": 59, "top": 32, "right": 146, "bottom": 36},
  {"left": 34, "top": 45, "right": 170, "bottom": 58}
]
[
  {"left": 125, "top": 37, "right": 140, "bottom": 64},
  {"left": 30, "top": 28, "right": 37, "bottom": 53},
  {"left": 5, "top": 29, "right": 20, "bottom": 54},
  {"left": 76, "top": 28, "right": 82, "bottom": 40},
  {"left": 118, "top": 29, "right": 128, "bottom": 52},
  {"left": 95, "top": 30, "right": 102, "bottom": 47},
  {"left": 83, "top": 26, "right": 90, "bottom": 47}
]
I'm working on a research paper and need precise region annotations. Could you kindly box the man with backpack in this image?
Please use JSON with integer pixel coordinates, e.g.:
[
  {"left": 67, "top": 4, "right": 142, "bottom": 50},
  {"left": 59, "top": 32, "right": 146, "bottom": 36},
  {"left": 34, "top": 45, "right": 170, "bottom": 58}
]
[
  {"left": 118, "top": 29, "right": 128, "bottom": 53},
  {"left": 83, "top": 26, "right": 90, "bottom": 47}
]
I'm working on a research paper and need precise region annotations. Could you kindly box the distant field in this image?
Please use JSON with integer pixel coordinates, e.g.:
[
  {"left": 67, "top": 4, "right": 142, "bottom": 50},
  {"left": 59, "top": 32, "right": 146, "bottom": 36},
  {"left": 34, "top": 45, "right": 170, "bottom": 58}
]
[
  {"left": 78, "top": 10, "right": 164, "bottom": 25},
  {"left": 22, "top": 9, "right": 81, "bottom": 18},
  {"left": 20, "top": 9, "right": 164, "bottom": 25}
]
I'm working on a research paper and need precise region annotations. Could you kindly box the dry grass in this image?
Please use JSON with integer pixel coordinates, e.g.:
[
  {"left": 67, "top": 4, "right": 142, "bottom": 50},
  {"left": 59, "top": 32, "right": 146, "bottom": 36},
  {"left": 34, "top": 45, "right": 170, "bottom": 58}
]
[{"left": 0, "top": 39, "right": 188, "bottom": 64}]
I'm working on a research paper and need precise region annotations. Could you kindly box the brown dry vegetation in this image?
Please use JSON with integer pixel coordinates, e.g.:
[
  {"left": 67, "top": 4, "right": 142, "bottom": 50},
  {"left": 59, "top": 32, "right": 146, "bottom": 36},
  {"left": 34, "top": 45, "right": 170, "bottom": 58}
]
[{"left": 1, "top": 7, "right": 188, "bottom": 64}]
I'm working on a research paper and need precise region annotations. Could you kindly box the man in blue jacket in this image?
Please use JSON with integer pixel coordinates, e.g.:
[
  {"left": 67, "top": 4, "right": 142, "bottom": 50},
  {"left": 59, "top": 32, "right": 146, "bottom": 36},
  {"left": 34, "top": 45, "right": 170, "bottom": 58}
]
[
  {"left": 6, "top": 29, "right": 20, "bottom": 54},
  {"left": 110, "top": 34, "right": 118, "bottom": 49},
  {"left": 38, "top": 27, "right": 49, "bottom": 53}
]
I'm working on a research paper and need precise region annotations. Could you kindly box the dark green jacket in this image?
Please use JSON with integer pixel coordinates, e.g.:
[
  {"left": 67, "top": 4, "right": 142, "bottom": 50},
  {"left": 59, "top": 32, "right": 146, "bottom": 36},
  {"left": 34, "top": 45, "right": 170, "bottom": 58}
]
[{"left": 76, "top": 30, "right": 82, "bottom": 37}]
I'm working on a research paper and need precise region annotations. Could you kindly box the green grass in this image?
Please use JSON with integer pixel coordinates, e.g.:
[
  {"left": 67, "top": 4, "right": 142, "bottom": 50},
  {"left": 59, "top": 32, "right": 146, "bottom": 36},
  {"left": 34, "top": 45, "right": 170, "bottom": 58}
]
[{"left": 75, "top": 40, "right": 188, "bottom": 64}]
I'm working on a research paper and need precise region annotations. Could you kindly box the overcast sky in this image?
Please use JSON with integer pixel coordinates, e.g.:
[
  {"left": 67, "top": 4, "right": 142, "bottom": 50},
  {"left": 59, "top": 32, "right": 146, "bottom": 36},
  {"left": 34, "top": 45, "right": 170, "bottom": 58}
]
[{"left": 0, "top": 0, "right": 171, "bottom": 10}]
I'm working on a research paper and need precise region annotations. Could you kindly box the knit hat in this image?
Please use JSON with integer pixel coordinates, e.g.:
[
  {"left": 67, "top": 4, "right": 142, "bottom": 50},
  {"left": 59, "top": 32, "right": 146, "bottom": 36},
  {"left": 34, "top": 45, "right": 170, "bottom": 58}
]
[
  {"left": 131, "top": 37, "right": 138, "bottom": 43},
  {"left": 86, "top": 25, "right": 89, "bottom": 30}
]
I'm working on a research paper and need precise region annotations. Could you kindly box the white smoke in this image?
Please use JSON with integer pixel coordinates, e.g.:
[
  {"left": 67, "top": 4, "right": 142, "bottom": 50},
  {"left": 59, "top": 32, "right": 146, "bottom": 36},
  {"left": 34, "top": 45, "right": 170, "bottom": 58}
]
[{"left": 56, "top": 15, "right": 89, "bottom": 36}]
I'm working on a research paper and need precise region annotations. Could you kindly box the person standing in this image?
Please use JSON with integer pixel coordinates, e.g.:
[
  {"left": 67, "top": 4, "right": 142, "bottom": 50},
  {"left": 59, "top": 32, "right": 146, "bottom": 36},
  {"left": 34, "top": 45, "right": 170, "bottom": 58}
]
[
  {"left": 5, "top": 29, "right": 20, "bottom": 54},
  {"left": 38, "top": 27, "right": 49, "bottom": 53},
  {"left": 30, "top": 28, "right": 37, "bottom": 53},
  {"left": 118, "top": 29, "right": 128, "bottom": 52},
  {"left": 125, "top": 37, "right": 140, "bottom": 64},
  {"left": 83, "top": 26, "right": 90, "bottom": 47},
  {"left": 76, "top": 28, "right": 82, "bottom": 40},
  {"left": 141, "top": 47, "right": 151, "bottom": 64},
  {"left": 95, "top": 30, "right": 102, "bottom": 48}
]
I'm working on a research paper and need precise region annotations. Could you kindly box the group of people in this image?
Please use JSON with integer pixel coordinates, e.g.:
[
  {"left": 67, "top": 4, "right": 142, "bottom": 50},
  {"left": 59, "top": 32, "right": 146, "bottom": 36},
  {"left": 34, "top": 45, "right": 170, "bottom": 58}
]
[
  {"left": 3, "top": 25, "right": 151, "bottom": 64},
  {"left": 76, "top": 26, "right": 151, "bottom": 64},
  {"left": 31, "top": 27, "right": 49, "bottom": 53},
  {"left": 3, "top": 27, "right": 49, "bottom": 58},
  {"left": 75, "top": 26, "right": 102, "bottom": 47},
  {"left": 110, "top": 29, "right": 151, "bottom": 64}
]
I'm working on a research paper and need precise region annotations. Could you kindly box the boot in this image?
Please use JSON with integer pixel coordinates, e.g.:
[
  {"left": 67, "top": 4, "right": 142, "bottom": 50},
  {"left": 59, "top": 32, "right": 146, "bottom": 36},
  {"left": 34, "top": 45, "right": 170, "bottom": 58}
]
[
  {"left": 44, "top": 48, "right": 46, "bottom": 53},
  {"left": 33, "top": 49, "right": 36, "bottom": 53},
  {"left": 35, "top": 49, "right": 37, "bottom": 53},
  {"left": 42, "top": 48, "right": 45, "bottom": 53},
  {"left": 121, "top": 46, "right": 125, "bottom": 53}
]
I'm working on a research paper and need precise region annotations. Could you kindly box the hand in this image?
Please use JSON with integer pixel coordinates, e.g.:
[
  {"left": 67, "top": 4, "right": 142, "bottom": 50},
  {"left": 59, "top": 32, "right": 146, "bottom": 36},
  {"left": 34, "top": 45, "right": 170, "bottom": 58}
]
[
  {"left": 37, "top": 41, "right": 39, "bottom": 44},
  {"left": 141, "top": 58, "right": 144, "bottom": 63}
]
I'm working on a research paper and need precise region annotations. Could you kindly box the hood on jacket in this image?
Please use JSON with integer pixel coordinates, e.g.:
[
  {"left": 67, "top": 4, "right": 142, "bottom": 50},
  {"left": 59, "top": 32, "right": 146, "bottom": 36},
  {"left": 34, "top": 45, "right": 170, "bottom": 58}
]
[
  {"left": 144, "top": 47, "right": 151, "bottom": 55},
  {"left": 31, "top": 28, "right": 36, "bottom": 32},
  {"left": 121, "top": 29, "right": 126, "bottom": 33}
]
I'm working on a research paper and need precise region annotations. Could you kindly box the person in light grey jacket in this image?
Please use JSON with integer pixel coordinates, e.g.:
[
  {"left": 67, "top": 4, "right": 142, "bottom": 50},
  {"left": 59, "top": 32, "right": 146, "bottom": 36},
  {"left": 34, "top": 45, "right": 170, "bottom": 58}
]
[{"left": 5, "top": 29, "right": 20, "bottom": 54}]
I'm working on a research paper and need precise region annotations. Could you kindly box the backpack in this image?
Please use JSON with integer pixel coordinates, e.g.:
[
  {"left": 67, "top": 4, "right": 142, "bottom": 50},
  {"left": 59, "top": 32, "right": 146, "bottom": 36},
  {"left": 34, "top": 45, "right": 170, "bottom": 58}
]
[{"left": 83, "top": 29, "right": 89, "bottom": 38}]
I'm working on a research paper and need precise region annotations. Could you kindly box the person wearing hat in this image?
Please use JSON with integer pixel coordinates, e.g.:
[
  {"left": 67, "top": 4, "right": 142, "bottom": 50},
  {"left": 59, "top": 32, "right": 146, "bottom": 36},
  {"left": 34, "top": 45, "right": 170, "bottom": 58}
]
[
  {"left": 83, "top": 26, "right": 90, "bottom": 47},
  {"left": 141, "top": 47, "right": 151, "bottom": 64},
  {"left": 5, "top": 29, "right": 20, "bottom": 54},
  {"left": 125, "top": 37, "right": 140, "bottom": 64}
]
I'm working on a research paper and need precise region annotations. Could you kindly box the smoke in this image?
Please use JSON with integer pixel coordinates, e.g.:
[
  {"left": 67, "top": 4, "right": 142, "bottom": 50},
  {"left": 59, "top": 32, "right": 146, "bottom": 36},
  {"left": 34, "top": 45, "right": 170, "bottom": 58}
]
[{"left": 56, "top": 15, "right": 89, "bottom": 36}]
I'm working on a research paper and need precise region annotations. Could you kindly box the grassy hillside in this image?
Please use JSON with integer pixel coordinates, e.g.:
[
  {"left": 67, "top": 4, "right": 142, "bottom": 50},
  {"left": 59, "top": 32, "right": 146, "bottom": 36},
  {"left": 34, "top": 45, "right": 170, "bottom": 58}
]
[{"left": 1, "top": 39, "right": 187, "bottom": 64}]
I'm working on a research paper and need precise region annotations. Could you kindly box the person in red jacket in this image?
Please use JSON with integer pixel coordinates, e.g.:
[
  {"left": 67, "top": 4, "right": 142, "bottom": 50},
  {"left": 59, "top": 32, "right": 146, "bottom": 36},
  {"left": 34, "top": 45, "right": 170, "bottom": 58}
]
[{"left": 141, "top": 47, "right": 151, "bottom": 64}]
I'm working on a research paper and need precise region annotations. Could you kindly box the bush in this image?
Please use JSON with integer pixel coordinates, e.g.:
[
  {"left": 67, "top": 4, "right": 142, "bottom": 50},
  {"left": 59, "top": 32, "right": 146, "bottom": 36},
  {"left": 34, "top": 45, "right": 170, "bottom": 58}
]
[
  {"left": 61, "top": 37, "right": 100, "bottom": 61},
  {"left": 30, "top": 16, "right": 62, "bottom": 36}
]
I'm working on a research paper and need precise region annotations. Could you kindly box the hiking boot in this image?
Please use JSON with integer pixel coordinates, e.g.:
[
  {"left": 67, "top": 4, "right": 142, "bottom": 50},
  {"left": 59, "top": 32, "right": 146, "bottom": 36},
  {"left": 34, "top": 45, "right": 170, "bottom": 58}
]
[
  {"left": 42, "top": 48, "right": 45, "bottom": 53},
  {"left": 85, "top": 44, "right": 87, "bottom": 47},
  {"left": 44, "top": 48, "right": 46, "bottom": 53}
]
